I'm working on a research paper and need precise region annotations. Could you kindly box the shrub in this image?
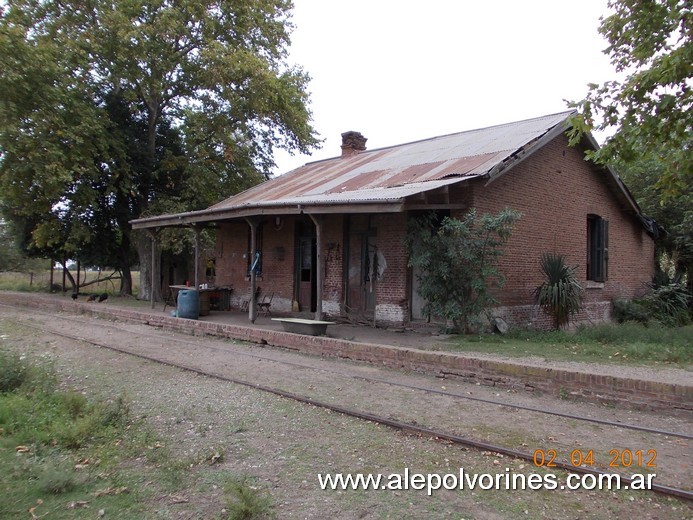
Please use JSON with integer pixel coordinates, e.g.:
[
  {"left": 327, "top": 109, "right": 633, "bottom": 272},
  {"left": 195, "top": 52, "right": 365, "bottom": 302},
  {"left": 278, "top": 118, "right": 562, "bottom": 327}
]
[
  {"left": 643, "top": 282, "right": 691, "bottom": 326},
  {"left": 224, "top": 477, "right": 275, "bottom": 520},
  {"left": 405, "top": 208, "right": 521, "bottom": 333},
  {"left": 37, "top": 460, "right": 81, "bottom": 494},
  {"left": 58, "top": 391, "right": 89, "bottom": 419},
  {"left": 612, "top": 298, "right": 651, "bottom": 324},
  {"left": 56, "top": 395, "right": 130, "bottom": 449},
  {"left": 0, "top": 350, "right": 28, "bottom": 393},
  {"left": 533, "top": 253, "right": 584, "bottom": 329},
  {"left": 613, "top": 277, "right": 692, "bottom": 327}
]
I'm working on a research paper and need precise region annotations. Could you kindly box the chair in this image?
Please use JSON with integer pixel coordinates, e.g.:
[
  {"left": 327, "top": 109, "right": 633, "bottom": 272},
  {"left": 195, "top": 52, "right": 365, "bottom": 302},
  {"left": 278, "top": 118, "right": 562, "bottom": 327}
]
[
  {"left": 257, "top": 293, "right": 274, "bottom": 317},
  {"left": 241, "top": 286, "right": 261, "bottom": 312}
]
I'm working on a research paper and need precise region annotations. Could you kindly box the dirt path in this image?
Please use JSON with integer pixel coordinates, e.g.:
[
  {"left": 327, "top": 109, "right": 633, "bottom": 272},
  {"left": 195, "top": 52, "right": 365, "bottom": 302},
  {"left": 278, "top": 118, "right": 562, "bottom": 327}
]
[{"left": 1, "top": 307, "right": 691, "bottom": 519}]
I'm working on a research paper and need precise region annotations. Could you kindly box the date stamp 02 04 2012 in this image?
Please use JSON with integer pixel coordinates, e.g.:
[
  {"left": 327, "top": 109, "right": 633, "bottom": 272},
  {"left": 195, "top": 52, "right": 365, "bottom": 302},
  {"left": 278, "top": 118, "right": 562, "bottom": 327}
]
[{"left": 532, "top": 448, "right": 657, "bottom": 469}]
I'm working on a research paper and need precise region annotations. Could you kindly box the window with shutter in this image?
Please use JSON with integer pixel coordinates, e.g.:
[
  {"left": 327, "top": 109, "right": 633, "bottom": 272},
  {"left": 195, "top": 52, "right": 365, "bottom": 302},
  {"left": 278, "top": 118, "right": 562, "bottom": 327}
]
[{"left": 587, "top": 215, "right": 608, "bottom": 282}]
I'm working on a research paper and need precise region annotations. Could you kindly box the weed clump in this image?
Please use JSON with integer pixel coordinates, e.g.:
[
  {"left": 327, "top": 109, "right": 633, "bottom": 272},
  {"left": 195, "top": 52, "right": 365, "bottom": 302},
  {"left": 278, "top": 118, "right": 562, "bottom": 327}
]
[
  {"left": 0, "top": 350, "right": 28, "bottom": 393},
  {"left": 224, "top": 477, "right": 275, "bottom": 520}
]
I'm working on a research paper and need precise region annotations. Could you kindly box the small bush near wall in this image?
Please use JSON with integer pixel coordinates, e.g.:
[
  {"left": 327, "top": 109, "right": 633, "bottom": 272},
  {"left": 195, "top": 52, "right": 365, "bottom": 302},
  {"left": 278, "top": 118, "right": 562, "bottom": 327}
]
[
  {"left": 613, "top": 279, "right": 691, "bottom": 327},
  {"left": 613, "top": 299, "right": 652, "bottom": 324}
]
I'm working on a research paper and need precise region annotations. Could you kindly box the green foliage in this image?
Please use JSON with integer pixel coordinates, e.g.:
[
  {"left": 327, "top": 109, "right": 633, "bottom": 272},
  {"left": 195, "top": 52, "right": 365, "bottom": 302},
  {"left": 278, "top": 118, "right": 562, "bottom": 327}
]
[
  {"left": 643, "top": 280, "right": 692, "bottom": 326},
  {"left": 0, "top": 222, "right": 50, "bottom": 273},
  {"left": 0, "top": 0, "right": 320, "bottom": 296},
  {"left": 533, "top": 253, "right": 584, "bottom": 329},
  {"left": 613, "top": 298, "right": 651, "bottom": 324},
  {"left": 224, "top": 477, "right": 275, "bottom": 520},
  {"left": 613, "top": 274, "right": 691, "bottom": 327},
  {"left": 615, "top": 150, "right": 693, "bottom": 295},
  {"left": 0, "top": 350, "right": 28, "bottom": 393},
  {"left": 567, "top": 0, "right": 692, "bottom": 200},
  {"left": 453, "top": 322, "right": 692, "bottom": 364},
  {"left": 36, "top": 459, "right": 82, "bottom": 495},
  {"left": 0, "top": 355, "right": 129, "bottom": 449},
  {"left": 405, "top": 208, "right": 521, "bottom": 333}
]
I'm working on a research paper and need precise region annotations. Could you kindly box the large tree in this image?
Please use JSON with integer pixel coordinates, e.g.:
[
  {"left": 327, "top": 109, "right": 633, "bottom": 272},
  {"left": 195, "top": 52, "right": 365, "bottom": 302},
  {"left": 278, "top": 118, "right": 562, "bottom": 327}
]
[
  {"left": 0, "top": 0, "right": 319, "bottom": 298},
  {"left": 567, "top": 0, "right": 691, "bottom": 200},
  {"left": 616, "top": 151, "right": 693, "bottom": 292}
]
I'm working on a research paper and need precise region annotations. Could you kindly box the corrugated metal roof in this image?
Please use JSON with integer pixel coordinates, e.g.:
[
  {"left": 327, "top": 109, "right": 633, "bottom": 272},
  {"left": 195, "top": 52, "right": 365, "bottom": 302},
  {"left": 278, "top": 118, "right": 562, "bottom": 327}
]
[
  {"left": 209, "top": 110, "right": 574, "bottom": 211},
  {"left": 132, "top": 110, "right": 587, "bottom": 228}
]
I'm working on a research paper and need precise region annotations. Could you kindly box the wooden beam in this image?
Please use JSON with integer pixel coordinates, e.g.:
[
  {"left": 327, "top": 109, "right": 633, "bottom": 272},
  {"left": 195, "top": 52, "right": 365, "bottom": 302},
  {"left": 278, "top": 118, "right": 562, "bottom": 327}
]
[
  {"left": 245, "top": 218, "right": 259, "bottom": 323},
  {"left": 402, "top": 203, "right": 468, "bottom": 211},
  {"left": 193, "top": 225, "right": 201, "bottom": 290},
  {"left": 148, "top": 229, "right": 158, "bottom": 309},
  {"left": 308, "top": 214, "right": 323, "bottom": 320},
  {"left": 131, "top": 202, "right": 406, "bottom": 229}
]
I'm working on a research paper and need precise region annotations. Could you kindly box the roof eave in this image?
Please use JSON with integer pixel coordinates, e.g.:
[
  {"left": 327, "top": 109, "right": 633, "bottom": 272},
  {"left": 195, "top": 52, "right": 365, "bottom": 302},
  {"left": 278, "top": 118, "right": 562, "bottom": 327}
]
[
  {"left": 581, "top": 133, "right": 643, "bottom": 217},
  {"left": 130, "top": 200, "right": 407, "bottom": 229},
  {"left": 484, "top": 112, "right": 574, "bottom": 185}
]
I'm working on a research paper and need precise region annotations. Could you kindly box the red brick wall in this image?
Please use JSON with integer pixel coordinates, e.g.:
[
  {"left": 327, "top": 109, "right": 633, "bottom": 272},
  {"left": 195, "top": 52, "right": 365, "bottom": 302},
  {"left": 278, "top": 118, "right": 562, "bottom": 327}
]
[
  {"left": 213, "top": 134, "right": 654, "bottom": 328},
  {"left": 373, "top": 212, "right": 410, "bottom": 322},
  {"left": 322, "top": 215, "right": 345, "bottom": 314},
  {"left": 465, "top": 134, "right": 655, "bottom": 326},
  {"left": 215, "top": 219, "right": 297, "bottom": 312}
]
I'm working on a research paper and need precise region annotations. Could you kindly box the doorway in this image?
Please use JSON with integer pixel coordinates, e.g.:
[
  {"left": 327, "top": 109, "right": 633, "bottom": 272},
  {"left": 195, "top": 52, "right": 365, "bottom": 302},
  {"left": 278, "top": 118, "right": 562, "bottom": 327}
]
[
  {"left": 345, "top": 216, "right": 376, "bottom": 316},
  {"left": 295, "top": 222, "right": 316, "bottom": 312}
]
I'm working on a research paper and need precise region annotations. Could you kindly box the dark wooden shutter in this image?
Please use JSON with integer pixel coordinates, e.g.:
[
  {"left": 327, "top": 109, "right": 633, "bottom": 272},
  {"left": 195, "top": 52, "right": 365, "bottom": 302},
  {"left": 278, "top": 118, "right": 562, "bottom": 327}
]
[
  {"left": 592, "top": 217, "right": 608, "bottom": 282},
  {"left": 601, "top": 218, "right": 609, "bottom": 282}
]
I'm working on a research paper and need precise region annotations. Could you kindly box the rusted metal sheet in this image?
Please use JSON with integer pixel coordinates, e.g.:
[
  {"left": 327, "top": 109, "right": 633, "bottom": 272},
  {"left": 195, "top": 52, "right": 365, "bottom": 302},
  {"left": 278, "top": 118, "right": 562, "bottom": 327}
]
[
  {"left": 126, "top": 111, "right": 579, "bottom": 229},
  {"left": 208, "top": 111, "right": 573, "bottom": 212}
]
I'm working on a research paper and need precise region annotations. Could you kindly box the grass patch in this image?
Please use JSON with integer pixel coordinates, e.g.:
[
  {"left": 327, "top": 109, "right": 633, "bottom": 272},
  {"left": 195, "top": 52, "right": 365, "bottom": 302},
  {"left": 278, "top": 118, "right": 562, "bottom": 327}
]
[
  {"left": 0, "top": 349, "right": 150, "bottom": 518},
  {"left": 0, "top": 270, "right": 140, "bottom": 294},
  {"left": 450, "top": 322, "right": 692, "bottom": 365}
]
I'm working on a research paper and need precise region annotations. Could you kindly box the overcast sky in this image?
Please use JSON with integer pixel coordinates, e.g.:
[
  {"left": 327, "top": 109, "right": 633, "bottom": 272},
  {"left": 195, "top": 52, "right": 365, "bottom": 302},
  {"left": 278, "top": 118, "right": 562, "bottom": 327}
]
[{"left": 272, "top": 0, "right": 617, "bottom": 175}]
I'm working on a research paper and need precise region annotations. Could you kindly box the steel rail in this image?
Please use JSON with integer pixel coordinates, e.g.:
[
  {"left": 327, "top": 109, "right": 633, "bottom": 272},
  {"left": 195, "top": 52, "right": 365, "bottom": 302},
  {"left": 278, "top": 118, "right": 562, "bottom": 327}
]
[
  {"left": 16, "top": 322, "right": 693, "bottom": 503},
  {"left": 13, "top": 308, "right": 691, "bottom": 441}
]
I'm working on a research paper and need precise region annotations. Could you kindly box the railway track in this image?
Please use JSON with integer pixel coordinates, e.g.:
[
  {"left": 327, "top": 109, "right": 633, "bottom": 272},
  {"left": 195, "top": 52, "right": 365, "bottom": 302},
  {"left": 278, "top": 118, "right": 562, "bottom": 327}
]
[
  {"left": 3, "top": 307, "right": 691, "bottom": 502},
  {"left": 19, "top": 308, "right": 692, "bottom": 440}
]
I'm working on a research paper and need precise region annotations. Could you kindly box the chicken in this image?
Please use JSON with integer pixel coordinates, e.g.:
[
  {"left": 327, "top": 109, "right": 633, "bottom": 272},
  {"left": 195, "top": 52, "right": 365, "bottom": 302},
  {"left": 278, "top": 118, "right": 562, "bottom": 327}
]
[
  {"left": 71, "top": 293, "right": 78, "bottom": 301},
  {"left": 98, "top": 293, "right": 108, "bottom": 303},
  {"left": 86, "top": 294, "right": 97, "bottom": 302}
]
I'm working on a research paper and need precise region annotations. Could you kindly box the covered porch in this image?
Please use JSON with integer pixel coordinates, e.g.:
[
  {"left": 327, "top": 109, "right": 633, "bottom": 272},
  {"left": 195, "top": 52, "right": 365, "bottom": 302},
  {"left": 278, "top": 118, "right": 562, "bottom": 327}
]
[{"left": 131, "top": 200, "right": 444, "bottom": 328}]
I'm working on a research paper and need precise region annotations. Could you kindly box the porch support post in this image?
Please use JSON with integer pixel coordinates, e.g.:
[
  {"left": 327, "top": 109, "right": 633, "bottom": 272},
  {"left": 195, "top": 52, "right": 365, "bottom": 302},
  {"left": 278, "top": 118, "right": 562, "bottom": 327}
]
[
  {"left": 308, "top": 214, "right": 323, "bottom": 321},
  {"left": 148, "top": 229, "right": 157, "bottom": 309},
  {"left": 245, "top": 217, "right": 258, "bottom": 323},
  {"left": 193, "top": 225, "right": 201, "bottom": 290}
]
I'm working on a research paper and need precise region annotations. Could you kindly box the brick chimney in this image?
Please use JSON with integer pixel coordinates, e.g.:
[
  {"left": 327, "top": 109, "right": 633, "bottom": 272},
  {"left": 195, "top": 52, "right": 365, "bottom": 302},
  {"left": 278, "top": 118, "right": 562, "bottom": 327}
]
[{"left": 341, "top": 131, "right": 367, "bottom": 157}]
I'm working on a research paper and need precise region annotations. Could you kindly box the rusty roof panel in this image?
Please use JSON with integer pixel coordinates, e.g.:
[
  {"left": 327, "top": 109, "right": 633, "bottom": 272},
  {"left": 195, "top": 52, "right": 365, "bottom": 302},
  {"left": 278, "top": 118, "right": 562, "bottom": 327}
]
[
  {"left": 237, "top": 178, "right": 465, "bottom": 206},
  {"left": 202, "top": 111, "right": 575, "bottom": 213}
]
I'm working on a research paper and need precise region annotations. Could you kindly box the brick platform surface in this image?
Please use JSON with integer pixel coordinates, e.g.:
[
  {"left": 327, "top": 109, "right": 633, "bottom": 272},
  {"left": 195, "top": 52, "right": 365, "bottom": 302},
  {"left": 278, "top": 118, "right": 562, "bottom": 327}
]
[{"left": 1, "top": 292, "right": 690, "bottom": 411}]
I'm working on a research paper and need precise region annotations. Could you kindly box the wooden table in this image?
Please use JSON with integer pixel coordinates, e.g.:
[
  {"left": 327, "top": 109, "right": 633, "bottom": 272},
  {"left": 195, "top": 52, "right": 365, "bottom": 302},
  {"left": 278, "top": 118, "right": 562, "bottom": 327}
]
[{"left": 169, "top": 285, "right": 214, "bottom": 316}]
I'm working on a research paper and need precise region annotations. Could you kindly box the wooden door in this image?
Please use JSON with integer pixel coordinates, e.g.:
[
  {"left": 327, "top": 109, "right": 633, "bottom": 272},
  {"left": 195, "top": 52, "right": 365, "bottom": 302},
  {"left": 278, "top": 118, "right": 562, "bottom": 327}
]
[{"left": 296, "top": 235, "right": 316, "bottom": 312}]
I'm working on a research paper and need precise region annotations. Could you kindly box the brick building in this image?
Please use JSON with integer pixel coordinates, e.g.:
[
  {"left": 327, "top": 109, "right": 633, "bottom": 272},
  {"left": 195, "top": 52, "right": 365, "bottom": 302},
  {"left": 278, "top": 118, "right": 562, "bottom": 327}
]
[{"left": 131, "top": 111, "right": 657, "bottom": 329}]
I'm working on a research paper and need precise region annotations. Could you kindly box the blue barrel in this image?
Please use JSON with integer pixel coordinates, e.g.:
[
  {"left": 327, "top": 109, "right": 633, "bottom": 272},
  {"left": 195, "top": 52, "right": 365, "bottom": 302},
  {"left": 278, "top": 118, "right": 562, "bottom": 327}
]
[{"left": 177, "top": 289, "right": 199, "bottom": 319}]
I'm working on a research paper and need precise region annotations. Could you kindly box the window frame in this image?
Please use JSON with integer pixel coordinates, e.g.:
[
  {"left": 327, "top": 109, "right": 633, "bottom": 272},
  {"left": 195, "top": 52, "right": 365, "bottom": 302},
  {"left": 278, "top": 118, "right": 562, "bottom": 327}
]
[{"left": 586, "top": 214, "right": 608, "bottom": 282}]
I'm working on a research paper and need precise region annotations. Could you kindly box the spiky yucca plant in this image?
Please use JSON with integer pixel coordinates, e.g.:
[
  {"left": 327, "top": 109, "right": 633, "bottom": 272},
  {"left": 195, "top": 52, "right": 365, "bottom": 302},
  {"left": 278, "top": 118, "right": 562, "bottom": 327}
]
[{"left": 534, "top": 253, "right": 584, "bottom": 329}]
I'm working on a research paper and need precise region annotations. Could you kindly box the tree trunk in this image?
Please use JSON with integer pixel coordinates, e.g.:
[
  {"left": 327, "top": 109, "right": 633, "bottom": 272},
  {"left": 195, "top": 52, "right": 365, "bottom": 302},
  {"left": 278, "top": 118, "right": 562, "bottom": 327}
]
[
  {"left": 135, "top": 232, "right": 162, "bottom": 302},
  {"left": 117, "top": 227, "right": 133, "bottom": 296},
  {"left": 120, "top": 264, "right": 133, "bottom": 295}
]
